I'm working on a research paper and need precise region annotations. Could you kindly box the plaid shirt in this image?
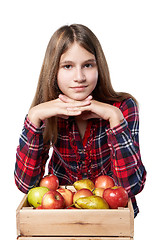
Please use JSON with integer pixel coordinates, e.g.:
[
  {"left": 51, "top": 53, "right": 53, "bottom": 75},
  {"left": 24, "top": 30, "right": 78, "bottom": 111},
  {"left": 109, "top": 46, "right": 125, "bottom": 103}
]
[{"left": 14, "top": 98, "right": 146, "bottom": 217}]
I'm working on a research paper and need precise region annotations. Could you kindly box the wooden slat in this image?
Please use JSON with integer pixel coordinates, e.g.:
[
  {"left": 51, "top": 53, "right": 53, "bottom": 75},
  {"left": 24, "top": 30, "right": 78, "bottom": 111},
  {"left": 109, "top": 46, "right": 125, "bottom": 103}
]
[{"left": 19, "top": 207, "right": 131, "bottom": 236}]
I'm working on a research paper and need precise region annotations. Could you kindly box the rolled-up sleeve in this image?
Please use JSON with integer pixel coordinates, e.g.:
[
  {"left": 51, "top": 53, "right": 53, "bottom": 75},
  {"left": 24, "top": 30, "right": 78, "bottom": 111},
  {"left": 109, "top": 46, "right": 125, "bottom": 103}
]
[
  {"left": 14, "top": 116, "right": 49, "bottom": 193},
  {"left": 106, "top": 98, "right": 147, "bottom": 198}
]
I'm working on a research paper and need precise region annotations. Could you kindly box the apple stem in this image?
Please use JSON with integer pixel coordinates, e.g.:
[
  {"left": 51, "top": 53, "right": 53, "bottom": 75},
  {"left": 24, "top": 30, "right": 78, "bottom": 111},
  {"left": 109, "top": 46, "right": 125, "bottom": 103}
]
[
  {"left": 91, "top": 188, "right": 95, "bottom": 192},
  {"left": 66, "top": 203, "right": 75, "bottom": 209}
]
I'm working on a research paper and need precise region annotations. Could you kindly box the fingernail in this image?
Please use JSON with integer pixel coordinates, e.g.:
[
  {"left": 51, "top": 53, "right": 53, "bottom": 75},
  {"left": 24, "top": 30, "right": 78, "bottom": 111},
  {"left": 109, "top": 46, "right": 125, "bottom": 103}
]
[{"left": 88, "top": 95, "right": 92, "bottom": 99}]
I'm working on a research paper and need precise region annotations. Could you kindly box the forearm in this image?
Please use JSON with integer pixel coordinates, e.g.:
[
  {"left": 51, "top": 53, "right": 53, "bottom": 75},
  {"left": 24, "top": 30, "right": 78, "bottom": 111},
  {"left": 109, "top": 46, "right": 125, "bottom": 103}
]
[
  {"left": 105, "top": 103, "right": 124, "bottom": 129},
  {"left": 14, "top": 116, "right": 49, "bottom": 193},
  {"left": 106, "top": 119, "right": 146, "bottom": 197}
]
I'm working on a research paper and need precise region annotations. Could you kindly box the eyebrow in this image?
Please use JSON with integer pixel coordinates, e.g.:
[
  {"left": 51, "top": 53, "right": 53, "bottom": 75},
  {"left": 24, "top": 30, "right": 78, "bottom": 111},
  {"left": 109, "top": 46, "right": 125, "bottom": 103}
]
[{"left": 60, "top": 59, "right": 96, "bottom": 65}]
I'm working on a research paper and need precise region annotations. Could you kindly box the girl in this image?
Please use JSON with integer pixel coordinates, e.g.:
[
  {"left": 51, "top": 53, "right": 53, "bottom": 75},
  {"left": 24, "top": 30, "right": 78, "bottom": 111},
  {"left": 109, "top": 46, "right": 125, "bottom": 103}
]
[{"left": 14, "top": 24, "right": 146, "bottom": 217}]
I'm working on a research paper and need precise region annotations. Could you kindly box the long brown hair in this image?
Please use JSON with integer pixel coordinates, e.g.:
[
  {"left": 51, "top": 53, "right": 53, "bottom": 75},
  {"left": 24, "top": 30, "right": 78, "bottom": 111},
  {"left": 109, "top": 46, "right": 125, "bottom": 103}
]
[{"left": 31, "top": 24, "right": 137, "bottom": 145}]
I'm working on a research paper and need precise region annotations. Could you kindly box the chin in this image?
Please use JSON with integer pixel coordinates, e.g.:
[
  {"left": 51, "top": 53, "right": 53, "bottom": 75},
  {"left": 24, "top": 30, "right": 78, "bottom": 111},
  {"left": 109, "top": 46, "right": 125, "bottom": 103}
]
[
  {"left": 74, "top": 97, "right": 88, "bottom": 101},
  {"left": 70, "top": 94, "right": 90, "bottom": 101}
]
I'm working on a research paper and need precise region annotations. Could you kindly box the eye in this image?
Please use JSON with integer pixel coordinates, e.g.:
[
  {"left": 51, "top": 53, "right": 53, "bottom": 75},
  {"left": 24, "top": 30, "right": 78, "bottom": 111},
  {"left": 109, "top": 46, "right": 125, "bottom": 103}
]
[
  {"left": 63, "top": 65, "right": 72, "bottom": 69},
  {"left": 84, "top": 63, "right": 92, "bottom": 68}
]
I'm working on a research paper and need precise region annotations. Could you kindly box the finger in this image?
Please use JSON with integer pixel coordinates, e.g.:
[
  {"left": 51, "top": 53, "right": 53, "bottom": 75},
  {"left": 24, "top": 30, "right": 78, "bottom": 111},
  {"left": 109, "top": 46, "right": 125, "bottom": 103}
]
[
  {"left": 59, "top": 94, "right": 72, "bottom": 103},
  {"left": 72, "top": 105, "right": 91, "bottom": 112},
  {"left": 86, "top": 95, "right": 93, "bottom": 100},
  {"left": 66, "top": 109, "right": 82, "bottom": 116},
  {"left": 68, "top": 100, "right": 92, "bottom": 109},
  {"left": 66, "top": 107, "right": 80, "bottom": 111}
]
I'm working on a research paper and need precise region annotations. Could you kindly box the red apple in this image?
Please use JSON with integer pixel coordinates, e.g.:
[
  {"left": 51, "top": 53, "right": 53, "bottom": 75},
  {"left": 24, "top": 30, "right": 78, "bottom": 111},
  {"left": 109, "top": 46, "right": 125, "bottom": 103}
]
[
  {"left": 73, "top": 188, "right": 93, "bottom": 208},
  {"left": 39, "top": 174, "right": 59, "bottom": 191},
  {"left": 93, "top": 188, "right": 105, "bottom": 197},
  {"left": 56, "top": 188, "right": 74, "bottom": 207},
  {"left": 41, "top": 190, "right": 65, "bottom": 209},
  {"left": 103, "top": 186, "right": 128, "bottom": 209},
  {"left": 95, "top": 175, "right": 115, "bottom": 189}
]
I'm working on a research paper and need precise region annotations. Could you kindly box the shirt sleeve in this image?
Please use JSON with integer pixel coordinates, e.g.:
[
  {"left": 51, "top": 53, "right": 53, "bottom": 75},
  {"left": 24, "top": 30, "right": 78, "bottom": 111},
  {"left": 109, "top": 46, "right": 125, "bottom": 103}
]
[
  {"left": 14, "top": 116, "right": 50, "bottom": 193},
  {"left": 106, "top": 98, "right": 147, "bottom": 198}
]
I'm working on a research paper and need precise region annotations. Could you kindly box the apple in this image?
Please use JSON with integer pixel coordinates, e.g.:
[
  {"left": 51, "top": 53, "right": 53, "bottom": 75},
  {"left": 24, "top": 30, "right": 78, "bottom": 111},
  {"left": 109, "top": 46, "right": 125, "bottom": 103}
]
[
  {"left": 27, "top": 186, "right": 49, "bottom": 208},
  {"left": 35, "top": 205, "right": 43, "bottom": 209},
  {"left": 56, "top": 188, "right": 74, "bottom": 207},
  {"left": 73, "top": 188, "right": 93, "bottom": 208},
  {"left": 93, "top": 188, "right": 105, "bottom": 197},
  {"left": 103, "top": 186, "right": 128, "bottom": 209},
  {"left": 42, "top": 190, "right": 65, "bottom": 209},
  {"left": 95, "top": 175, "right": 115, "bottom": 189},
  {"left": 39, "top": 174, "right": 59, "bottom": 191}
]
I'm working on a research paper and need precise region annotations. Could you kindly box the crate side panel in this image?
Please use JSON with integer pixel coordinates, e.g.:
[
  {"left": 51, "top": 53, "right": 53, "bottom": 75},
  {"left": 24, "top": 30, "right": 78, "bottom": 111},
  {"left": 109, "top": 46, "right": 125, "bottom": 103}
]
[
  {"left": 19, "top": 209, "right": 131, "bottom": 237},
  {"left": 16, "top": 195, "right": 28, "bottom": 236},
  {"left": 128, "top": 199, "right": 134, "bottom": 237}
]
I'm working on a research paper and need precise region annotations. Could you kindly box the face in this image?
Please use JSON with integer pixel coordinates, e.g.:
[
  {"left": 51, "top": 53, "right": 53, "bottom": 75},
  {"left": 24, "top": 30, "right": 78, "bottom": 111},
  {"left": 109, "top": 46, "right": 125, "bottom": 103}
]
[{"left": 57, "top": 42, "right": 98, "bottom": 101}]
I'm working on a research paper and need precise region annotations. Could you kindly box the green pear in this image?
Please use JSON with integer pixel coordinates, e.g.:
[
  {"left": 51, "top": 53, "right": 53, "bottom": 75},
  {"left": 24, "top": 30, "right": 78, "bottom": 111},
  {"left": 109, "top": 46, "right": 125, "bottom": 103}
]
[
  {"left": 73, "top": 179, "right": 95, "bottom": 191},
  {"left": 76, "top": 196, "right": 109, "bottom": 209},
  {"left": 27, "top": 186, "right": 49, "bottom": 208}
]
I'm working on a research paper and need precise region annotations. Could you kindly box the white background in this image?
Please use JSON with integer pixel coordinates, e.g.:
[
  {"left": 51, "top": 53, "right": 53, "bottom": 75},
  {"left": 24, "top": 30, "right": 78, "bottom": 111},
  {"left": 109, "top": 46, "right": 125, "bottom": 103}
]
[{"left": 0, "top": 0, "right": 159, "bottom": 239}]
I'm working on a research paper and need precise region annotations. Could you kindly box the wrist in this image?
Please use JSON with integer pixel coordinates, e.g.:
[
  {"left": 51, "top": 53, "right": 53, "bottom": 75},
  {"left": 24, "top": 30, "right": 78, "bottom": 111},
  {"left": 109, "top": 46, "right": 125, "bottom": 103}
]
[
  {"left": 109, "top": 107, "right": 124, "bottom": 128},
  {"left": 28, "top": 107, "right": 41, "bottom": 128}
]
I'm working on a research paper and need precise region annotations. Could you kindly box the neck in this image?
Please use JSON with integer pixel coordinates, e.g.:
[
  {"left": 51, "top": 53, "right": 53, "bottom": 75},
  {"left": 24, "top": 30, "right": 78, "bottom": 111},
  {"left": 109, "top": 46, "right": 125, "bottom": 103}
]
[{"left": 75, "top": 117, "right": 88, "bottom": 139}]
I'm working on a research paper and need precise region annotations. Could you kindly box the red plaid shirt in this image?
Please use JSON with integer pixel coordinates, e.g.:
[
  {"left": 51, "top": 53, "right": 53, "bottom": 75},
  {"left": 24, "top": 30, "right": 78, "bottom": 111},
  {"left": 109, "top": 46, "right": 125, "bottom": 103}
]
[{"left": 14, "top": 98, "right": 146, "bottom": 217}]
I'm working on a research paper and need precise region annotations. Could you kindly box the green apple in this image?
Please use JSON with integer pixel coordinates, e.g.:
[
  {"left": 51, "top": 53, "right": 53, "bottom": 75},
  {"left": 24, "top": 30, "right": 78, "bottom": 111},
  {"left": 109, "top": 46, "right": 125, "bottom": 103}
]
[{"left": 27, "top": 186, "right": 49, "bottom": 208}]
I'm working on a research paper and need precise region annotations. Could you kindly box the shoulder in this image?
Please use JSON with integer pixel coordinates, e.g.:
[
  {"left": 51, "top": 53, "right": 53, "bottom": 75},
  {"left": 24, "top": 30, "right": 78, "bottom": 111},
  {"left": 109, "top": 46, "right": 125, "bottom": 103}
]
[
  {"left": 113, "top": 98, "right": 139, "bottom": 122},
  {"left": 113, "top": 98, "right": 138, "bottom": 112}
]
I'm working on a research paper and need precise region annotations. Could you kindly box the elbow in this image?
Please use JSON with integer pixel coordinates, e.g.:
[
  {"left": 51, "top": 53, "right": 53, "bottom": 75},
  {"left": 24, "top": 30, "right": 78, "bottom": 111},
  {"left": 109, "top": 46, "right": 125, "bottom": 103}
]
[
  {"left": 128, "top": 168, "right": 147, "bottom": 198},
  {"left": 128, "top": 181, "right": 145, "bottom": 198},
  {"left": 14, "top": 170, "right": 29, "bottom": 194},
  {"left": 14, "top": 170, "right": 42, "bottom": 194}
]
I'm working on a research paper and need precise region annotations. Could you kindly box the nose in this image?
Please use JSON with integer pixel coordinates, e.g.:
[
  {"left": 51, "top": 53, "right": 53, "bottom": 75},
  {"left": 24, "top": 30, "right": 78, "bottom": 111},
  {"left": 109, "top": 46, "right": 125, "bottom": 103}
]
[{"left": 74, "top": 67, "right": 86, "bottom": 82}]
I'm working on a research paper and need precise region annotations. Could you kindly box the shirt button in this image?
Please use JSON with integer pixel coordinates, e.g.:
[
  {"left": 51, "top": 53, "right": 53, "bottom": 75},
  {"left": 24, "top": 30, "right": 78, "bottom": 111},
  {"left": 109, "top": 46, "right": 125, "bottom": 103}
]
[
  {"left": 82, "top": 173, "right": 87, "bottom": 178},
  {"left": 108, "top": 129, "right": 113, "bottom": 134}
]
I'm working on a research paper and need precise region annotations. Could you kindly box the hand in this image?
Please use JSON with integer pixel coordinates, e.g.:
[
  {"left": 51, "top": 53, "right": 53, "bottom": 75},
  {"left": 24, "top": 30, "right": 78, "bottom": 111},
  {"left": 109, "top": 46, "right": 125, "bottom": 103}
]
[
  {"left": 59, "top": 94, "right": 124, "bottom": 128},
  {"left": 28, "top": 96, "right": 91, "bottom": 127},
  {"left": 83, "top": 100, "right": 124, "bottom": 128}
]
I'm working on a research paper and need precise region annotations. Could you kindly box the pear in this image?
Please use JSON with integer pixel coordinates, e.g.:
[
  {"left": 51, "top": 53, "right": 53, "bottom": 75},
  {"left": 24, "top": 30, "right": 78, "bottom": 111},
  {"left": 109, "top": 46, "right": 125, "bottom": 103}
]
[
  {"left": 76, "top": 195, "right": 109, "bottom": 209},
  {"left": 92, "top": 188, "right": 105, "bottom": 197},
  {"left": 73, "top": 179, "right": 95, "bottom": 191},
  {"left": 27, "top": 186, "right": 49, "bottom": 208}
]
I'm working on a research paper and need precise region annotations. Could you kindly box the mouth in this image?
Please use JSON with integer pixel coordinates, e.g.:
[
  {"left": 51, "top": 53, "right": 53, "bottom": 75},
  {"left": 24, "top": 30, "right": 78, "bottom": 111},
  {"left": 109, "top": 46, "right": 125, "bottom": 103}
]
[{"left": 71, "top": 86, "right": 88, "bottom": 92}]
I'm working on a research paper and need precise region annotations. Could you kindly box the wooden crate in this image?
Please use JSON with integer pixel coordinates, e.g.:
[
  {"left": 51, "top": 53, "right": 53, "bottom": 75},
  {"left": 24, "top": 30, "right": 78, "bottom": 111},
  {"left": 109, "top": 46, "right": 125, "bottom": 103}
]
[{"left": 16, "top": 186, "right": 134, "bottom": 240}]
